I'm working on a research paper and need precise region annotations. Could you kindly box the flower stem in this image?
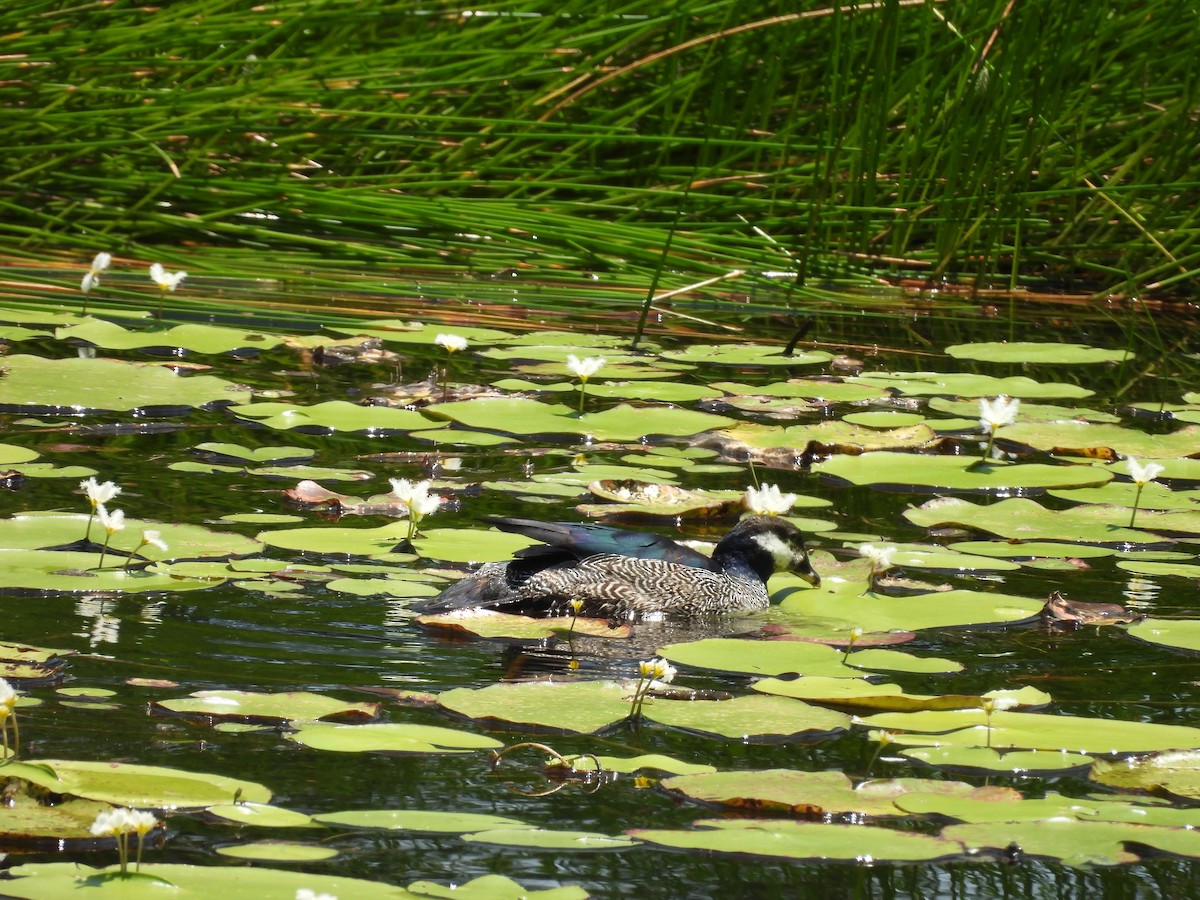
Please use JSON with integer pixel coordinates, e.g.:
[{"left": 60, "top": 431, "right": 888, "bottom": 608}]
[
  {"left": 98, "top": 534, "right": 112, "bottom": 568},
  {"left": 1129, "top": 483, "right": 1145, "bottom": 527},
  {"left": 577, "top": 381, "right": 586, "bottom": 415}
]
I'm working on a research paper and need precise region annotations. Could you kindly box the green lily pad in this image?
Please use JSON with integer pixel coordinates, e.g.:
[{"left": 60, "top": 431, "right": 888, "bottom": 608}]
[
  {"left": 155, "top": 690, "right": 379, "bottom": 725},
  {"left": 313, "top": 809, "right": 532, "bottom": 833},
  {"left": 0, "top": 793, "right": 116, "bottom": 846},
  {"left": 406, "top": 875, "right": 588, "bottom": 900},
  {"left": 1118, "top": 560, "right": 1200, "bottom": 577},
  {"left": 847, "top": 372, "right": 1094, "bottom": 399},
  {"left": 0, "top": 355, "right": 253, "bottom": 414},
  {"left": 0, "top": 511, "right": 262, "bottom": 559},
  {"left": 630, "top": 818, "right": 958, "bottom": 862},
  {"left": 856, "top": 708, "right": 1200, "bottom": 753},
  {"left": 56, "top": 320, "right": 285, "bottom": 354},
  {"left": 412, "top": 527, "right": 540, "bottom": 563},
  {"left": 947, "top": 540, "right": 1115, "bottom": 559},
  {"left": 229, "top": 400, "right": 440, "bottom": 434},
  {"left": 900, "top": 746, "right": 1093, "bottom": 773},
  {"left": 328, "top": 320, "right": 513, "bottom": 345},
  {"left": 215, "top": 841, "right": 338, "bottom": 862},
  {"left": 256, "top": 521, "right": 413, "bottom": 556},
  {"left": 928, "top": 397, "right": 1122, "bottom": 424},
  {"left": 944, "top": 342, "right": 1131, "bottom": 365},
  {"left": 643, "top": 694, "right": 850, "bottom": 740},
  {"left": 0, "top": 444, "right": 39, "bottom": 465},
  {"left": 1002, "top": 422, "right": 1200, "bottom": 458},
  {"left": 426, "top": 398, "right": 732, "bottom": 441},
  {"left": 816, "top": 453, "right": 1112, "bottom": 492},
  {"left": 438, "top": 680, "right": 632, "bottom": 734},
  {"left": 659, "top": 637, "right": 958, "bottom": 677},
  {"left": 775, "top": 579, "right": 1043, "bottom": 632},
  {"left": 659, "top": 344, "right": 832, "bottom": 367},
  {"left": 1126, "top": 618, "right": 1200, "bottom": 652},
  {"left": 3, "top": 759, "right": 271, "bottom": 809},
  {"left": 194, "top": 442, "right": 315, "bottom": 464},
  {"left": 660, "top": 769, "right": 1013, "bottom": 816},
  {"left": 0, "top": 862, "right": 403, "bottom": 898},
  {"left": 714, "top": 380, "right": 887, "bottom": 402},
  {"left": 463, "top": 829, "right": 636, "bottom": 850},
  {"left": 944, "top": 819, "right": 1200, "bottom": 867},
  {"left": 207, "top": 803, "right": 318, "bottom": 829},
  {"left": 1091, "top": 749, "right": 1200, "bottom": 799},
  {"left": 0, "top": 549, "right": 220, "bottom": 594},
  {"left": 841, "top": 411, "right": 927, "bottom": 428},
  {"left": 710, "top": 420, "right": 937, "bottom": 453},
  {"left": 287, "top": 722, "right": 503, "bottom": 754},
  {"left": 903, "top": 497, "right": 1166, "bottom": 544}
]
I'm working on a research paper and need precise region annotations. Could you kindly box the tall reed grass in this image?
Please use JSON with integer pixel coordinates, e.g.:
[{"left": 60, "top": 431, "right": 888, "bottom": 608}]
[{"left": 2, "top": 0, "right": 1195, "bottom": 301}]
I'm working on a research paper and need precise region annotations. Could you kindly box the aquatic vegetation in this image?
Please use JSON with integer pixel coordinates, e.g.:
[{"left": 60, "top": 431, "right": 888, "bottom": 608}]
[
  {"left": 89, "top": 807, "right": 158, "bottom": 874},
  {"left": 566, "top": 353, "right": 605, "bottom": 415},
  {"left": 1127, "top": 457, "right": 1165, "bottom": 526},
  {"left": 79, "top": 477, "right": 120, "bottom": 543}
]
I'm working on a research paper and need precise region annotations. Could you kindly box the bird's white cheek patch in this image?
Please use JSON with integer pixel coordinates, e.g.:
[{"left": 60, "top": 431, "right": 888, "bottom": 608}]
[{"left": 755, "top": 532, "right": 798, "bottom": 568}]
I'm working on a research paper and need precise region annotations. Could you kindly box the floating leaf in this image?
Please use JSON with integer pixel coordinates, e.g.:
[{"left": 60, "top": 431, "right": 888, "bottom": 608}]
[
  {"left": 287, "top": 722, "right": 503, "bottom": 754},
  {"left": 659, "top": 344, "right": 833, "bottom": 367},
  {"left": 943, "top": 819, "right": 1200, "bottom": 867},
  {"left": 313, "top": 809, "right": 532, "bottom": 833},
  {"left": 714, "top": 379, "right": 887, "bottom": 402},
  {"left": 57, "top": 320, "right": 285, "bottom": 354},
  {"left": 857, "top": 709, "right": 1200, "bottom": 753},
  {"left": 848, "top": 372, "right": 1093, "bottom": 399},
  {"left": 462, "top": 829, "right": 637, "bottom": 850},
  {"left": 643, "top": 694, "right": 850, "bottom": 740},
  {"left": 1091, "top": 749, "right": 1200, "bottom": 799},
  {"left": 903, "top": 497, "right": 1166, "bottom": 544},
  {"left": 207, "top": 803, "right": 318, "bottom": 829},
  {"left": 816, "top": 453, "right": 1111, "bottom": 492},
  {"left": 900, "top": 747, "right": 1092, "bottom": 773},
  {"left": 427, "top": 398, "right": 732, "bottom": 440},
  {"left": 194, "top": 442, "right": 315, "bottom": 464},
  {"left": 0, "top": 354, "right": 252, "bottom": 413},
  {"left": 216, "top": 841, "right": 338, "bottom": 862},
  {"left": 229, "top": 400, "right": 441, "bottom": 434},
  {"left": 438, "top": 681, "right": 632, "bottom": 734},
  {"left": 3, "top": 759, "right": 271, "bottom": 809},
  {"left": 630, "top": 818, "right": 958, "bottom": 862},
  {"left": 1001, "top": 422, "right": 1200, "bottom": 458},
  {"left": 660, "top": 769, "right": 1012, "bottom": 816},
  {"left": 945, "top": 342, "right": 1131, "bottom": 365},
  {"left": 155, "top": 690, "right": 379, "bottom": 725},
  {"left": 559, "top": 753, "right": 716, "bottom": 776}
]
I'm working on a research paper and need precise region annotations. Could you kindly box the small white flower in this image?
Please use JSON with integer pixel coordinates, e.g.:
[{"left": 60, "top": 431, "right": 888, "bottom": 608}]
[
  {"left": 81, "top": 252, "right": 112, "bottom": 294},
  {"left": 126, "top": 809, "right": 158, "bottom": 836},
  {"left": 849, "top": 627, "right": 864, "bottom": 642},
  {"left": 80, "top": 477, "right": 121, "bottom": 507},
  {"left": 440, "top": 457, "right": 463, "bottom": 471},
  {"left": 0, "top": 679, "right": 15, "bottom": 713},
  {"left": 982, "top": 695, "right": 1019, "bottom": 713},
  {"left": 142, "top": 530, "right": 169, "bottom": 553},
  {"left": 566, "top": 354, "right": 605, "bottom": 382},
  {"left": 90, "top": 808, "right": 130, "bottom": 837},
  {"left": 389, "top": 478, "right": 441, "bottom": 522},
  {"left": 1128, "top": 457, "right": 1164, "bottom": 486},
  {"left": 149, "top": 262, "right": 187, "bottom": 291},
  {"left": 638, "top": 659, "right": 655, "bottom": 679},
  {"left": 650, "top": 658, "right": 677, "bottom": 684},
  {"left": 858, "top": 543, "right": 896, "bottom": 571},
  {"left": 434, "top": 333, "right": 468, "bottom": 353},
  {"left": 978, "top": 396, "right": 1020, "bottom": 433},
  {"left": 97, "top": 506, "right": 125, "bottom": 535},
  {"left": 744, "top": 483, "right": 797, "bottom": 516}
]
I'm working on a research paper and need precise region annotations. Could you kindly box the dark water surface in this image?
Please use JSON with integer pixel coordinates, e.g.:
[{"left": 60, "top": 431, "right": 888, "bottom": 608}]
[{"left": 0, "top": 285, "right": 1197, "bottom": 898}]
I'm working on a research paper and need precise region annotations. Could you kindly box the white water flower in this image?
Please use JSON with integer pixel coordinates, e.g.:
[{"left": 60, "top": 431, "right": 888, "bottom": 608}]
[
  {"left": 978, "top": 395, "right": 1020, "bottom": 433},
  {"left": 1128, "top": 457, "right": 1164, "bottom": 486},
  {"left": 858, "top": 543, "right": 896, "bottom": 571},
  {"left": 389, "top": 478, "right": 443, "bottom": 537},
  {"left": 0, "top": 679, "right": 14, "bottom": 715},
  {"left": 142, "top": 530, "right": 168, "bottom": 553},
  {"left": 743, "top": 483, "right": 797, "bottom": 516},
  {"left": 566, "top": 354, "right": 605, "bottom": 381},
  {"left": 434, "top": 333, "right": 468, "bottom": 353},
  {"left": 81, "top": 251, "right": 112, "bottom": 294},
  {"left": 149, "top": 262, "right": 187, "bottom": 291},
  {"left": 98, "top": 506, "right": 125, "bottom": 535},
  {"left": 981, "top": 695, "right": 1019, "bottom": 714},
  {"left": 80, "top": 476, "right": 121, "bottom": 509},
  {"left": 651, "top": 658, "right": 677, "bottom": 684},
  {"left": 90, "top": 808, "right": 130, "bottom": 837}
]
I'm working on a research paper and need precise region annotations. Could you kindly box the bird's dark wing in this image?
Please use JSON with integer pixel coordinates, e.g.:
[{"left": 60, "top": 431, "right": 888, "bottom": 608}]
[{"left": 487, "top": 517, "right": 718, "bottom": 571}]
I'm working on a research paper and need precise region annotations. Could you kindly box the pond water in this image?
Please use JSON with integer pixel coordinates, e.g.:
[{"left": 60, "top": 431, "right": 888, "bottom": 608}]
[{"left": 0, "top": 272, "right": 1197, "bottom": 898}]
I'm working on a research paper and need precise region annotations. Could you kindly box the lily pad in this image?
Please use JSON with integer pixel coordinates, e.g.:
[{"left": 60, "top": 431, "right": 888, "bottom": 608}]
[
  {"left": 1091, "top": 749, "right": 1200, "bottom": 799},
  {"left": 899, "top": 746, "right": 1094, "bottom": 774},
  {"left": 313, "top": 809, "right": 532, "bottom": 833},
  {"left": 630, "top": 818, "right": 959, "bottom": 862},
  {"left": 193, "top": 442, "right": 315, "bottom": 464},
  {"left": 643, "top": 694, "right": 850, "bottom": 740},
  {"left": 903, "top": 497, "right": 1167, "bottom": 544},
  {"left": 154, "top": 690, "right": 379, "bottom": 725},
  {"left": 207, "top": 803, "right": 318, "bottom": 829},
  {"left": 427, "top": 398, "right": 732, "bottom": 441},
  {"left": 215, "top": 841, "right": 338, "bottom": 862},
  {"left": 287, "top": 722, "right": 503, "bottom": 754},
  {"left": 3, "top": 759, "right": 271, "bottom": 809},
  {"left": 0, "top": 354, "right": 253, "bottom": 414},
  {"left": 1126, "top": 618, "right": 1200, "bottom": 653},
  {"left": 659, "top": 344, "right": 832, "bottom": 367},
  {"left": 438, "top": 680, "right": 632, "bottom": 734},
  {"left": 815, "top": 453, "right": 1112, "bottom": 492},
  {"left": 944, "top": 342, "right": 1131, "bottom": 365},
  {"left": 56, "top": 320, "right": 285, "bottom": 354},
  {"left": 229, "top": 400, "right": 440, "bottom": 434},
  {"left": 943, "top": 819, "right": 1200, "bottom": 867},
  {"left": 847, "top": 371, "right": 1094, "bottom": 399},
  {"left": 461, "top": 829, "right": 637, "bottom": 850}
]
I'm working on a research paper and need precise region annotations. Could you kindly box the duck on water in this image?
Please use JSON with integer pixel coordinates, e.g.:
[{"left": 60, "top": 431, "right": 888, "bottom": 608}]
[{"left": 416, "top": 515, "right": 820, "bottom": 621}]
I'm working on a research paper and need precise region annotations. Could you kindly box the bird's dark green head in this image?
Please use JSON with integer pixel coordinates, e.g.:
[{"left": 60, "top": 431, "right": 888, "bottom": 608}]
[{"left": 714, "top": 515, "right": 820, "bottom": 587}]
